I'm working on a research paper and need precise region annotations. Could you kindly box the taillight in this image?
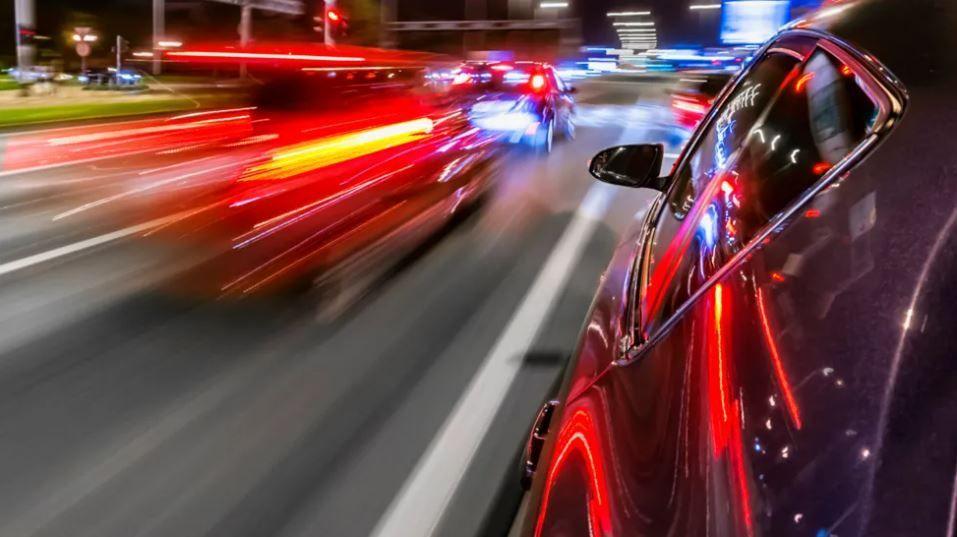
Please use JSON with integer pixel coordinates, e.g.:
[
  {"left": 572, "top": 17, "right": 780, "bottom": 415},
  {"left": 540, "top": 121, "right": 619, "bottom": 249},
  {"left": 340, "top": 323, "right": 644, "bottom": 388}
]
[{"left": 530, "top": 74, "right": 546, "bottom": 92}]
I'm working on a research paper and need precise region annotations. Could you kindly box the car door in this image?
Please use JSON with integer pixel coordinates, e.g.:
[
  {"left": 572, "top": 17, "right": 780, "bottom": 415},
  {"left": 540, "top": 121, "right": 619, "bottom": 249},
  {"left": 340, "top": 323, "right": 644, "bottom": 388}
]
[
  {"left": 524, "top": 30, "right": 905, "bottom": 537},
  {"left": 548, "top": 67, "right": 575, "bottom": 134}
]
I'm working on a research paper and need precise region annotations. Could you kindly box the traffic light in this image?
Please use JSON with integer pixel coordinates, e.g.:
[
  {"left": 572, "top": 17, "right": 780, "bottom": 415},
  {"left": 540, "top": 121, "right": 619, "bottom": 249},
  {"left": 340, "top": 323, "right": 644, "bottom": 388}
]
[{"left": 326, "top": 7, "right": 348, "bottom": 37}]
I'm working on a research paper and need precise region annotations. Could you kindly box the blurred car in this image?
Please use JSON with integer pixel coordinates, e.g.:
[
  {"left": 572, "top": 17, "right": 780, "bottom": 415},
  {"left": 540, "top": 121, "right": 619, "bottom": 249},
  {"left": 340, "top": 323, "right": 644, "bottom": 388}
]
[
  {"left": 143, "top": 56, "right": 501, "bottom": 310},
  {"left": 670, "top": 71, "right": 733, "bottom": 130},
  {"left": 455, "top": 61, "right": 577, "bottom": 153},
  {"left": 78, "top": 68, "right": 144, "bottom": 87},
  {"left": 515, "top": 1, "right": 957, "bottom": 536}
]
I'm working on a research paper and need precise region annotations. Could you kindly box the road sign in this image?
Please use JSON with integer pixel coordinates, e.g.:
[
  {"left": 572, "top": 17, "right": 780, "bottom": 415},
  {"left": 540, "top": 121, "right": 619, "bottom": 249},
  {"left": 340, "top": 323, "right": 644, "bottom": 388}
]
[{"left": 76, "top": 42, "right": 92, "bottom": 57}]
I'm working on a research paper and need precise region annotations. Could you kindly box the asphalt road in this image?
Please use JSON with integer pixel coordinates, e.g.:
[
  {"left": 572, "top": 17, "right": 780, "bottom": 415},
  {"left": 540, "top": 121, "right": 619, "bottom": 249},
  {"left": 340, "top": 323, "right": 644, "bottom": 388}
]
[{"left": 0, "top": 78, "right": 686, "bottom": 537}]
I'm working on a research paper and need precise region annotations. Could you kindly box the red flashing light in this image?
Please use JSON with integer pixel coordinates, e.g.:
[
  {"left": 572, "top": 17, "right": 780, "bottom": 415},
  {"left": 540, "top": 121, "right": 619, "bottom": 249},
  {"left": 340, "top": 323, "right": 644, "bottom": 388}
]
[
  {"left": 840, "top": 64, "right": 853, "bottom": 77},
  {"left": 804, "top": 208, "right": 821, "bottom": 218},
  {"left": 770, "top": 272, "right": 786, "bottom": 283},
  {"left": 327, "top": 9, "right": 342, "bottom": 22},
  {"left": 530, "top": 74, "right": 547, "bottom": 92}
]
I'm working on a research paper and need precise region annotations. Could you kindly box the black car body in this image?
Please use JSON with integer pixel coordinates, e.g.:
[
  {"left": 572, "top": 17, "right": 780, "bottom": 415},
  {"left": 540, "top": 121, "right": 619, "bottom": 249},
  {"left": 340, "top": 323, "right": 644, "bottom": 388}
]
[{"left": 517, "top": 1, "right": 957, "bottom": 536}]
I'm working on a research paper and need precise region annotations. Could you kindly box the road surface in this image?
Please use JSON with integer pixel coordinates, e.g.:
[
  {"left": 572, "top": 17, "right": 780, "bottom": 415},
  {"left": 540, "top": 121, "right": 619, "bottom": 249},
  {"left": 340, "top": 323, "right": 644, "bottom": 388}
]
[{"left": 0, "top": 77, "right": 686, "bottom": 537}]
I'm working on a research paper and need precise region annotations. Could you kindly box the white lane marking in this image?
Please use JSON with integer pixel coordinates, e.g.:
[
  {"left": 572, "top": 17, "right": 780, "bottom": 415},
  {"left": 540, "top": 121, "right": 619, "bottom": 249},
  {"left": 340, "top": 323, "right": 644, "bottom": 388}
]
[
  {"left": 370, "top": 181, "right": 616, "bottom": 537},
  {"left": 0, "top": 212, "right": 188, "bottom": 278}
]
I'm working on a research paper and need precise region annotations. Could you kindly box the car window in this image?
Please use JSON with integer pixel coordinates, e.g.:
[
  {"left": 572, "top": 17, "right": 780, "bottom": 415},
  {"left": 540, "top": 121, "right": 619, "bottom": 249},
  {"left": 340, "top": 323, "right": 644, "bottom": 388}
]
[
  {"left": 638, "top": 41, "right": 879, "bottom": 338},
  {"left": 720, "top": 49, "right": 878, "bottom": 245}
]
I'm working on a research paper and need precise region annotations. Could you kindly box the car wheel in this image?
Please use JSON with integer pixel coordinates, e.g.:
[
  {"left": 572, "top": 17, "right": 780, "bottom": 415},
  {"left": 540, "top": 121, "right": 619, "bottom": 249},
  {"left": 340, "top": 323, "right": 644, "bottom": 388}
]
[{"left": 564, "top": 116, "right": 576, "bottom": 140}]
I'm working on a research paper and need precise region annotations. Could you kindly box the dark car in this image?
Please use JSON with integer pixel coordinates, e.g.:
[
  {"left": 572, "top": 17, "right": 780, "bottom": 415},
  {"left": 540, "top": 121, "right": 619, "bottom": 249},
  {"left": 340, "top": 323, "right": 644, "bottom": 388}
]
[
  {"left": 137, "top": 55, "right": 502, "bottom": 311},
  {"left": 516, "top": 1, "right": 957, "bottom": 536},
  {"left": 455, "top": 61, "right": 577, "bottom": 153}
]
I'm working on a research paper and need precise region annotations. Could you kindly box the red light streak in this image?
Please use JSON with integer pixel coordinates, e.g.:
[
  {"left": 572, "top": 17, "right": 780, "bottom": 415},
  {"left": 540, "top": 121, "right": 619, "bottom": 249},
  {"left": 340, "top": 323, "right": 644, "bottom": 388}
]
[
  {"left": 240, "top": 117, "right": 435, "bottom": 182},
  {"left": 534, "top": 408, "right": 611, "bottom": 537},
  {"left": 706, "top": 284, "right": 755, "bottom": 535},
  {"left": 804, "top": 208, "right": 821, "bottom": 218},
  {"left": 756, "top": 287, "right": 803, "bottom": 430},
  {"left": 770, "top": 272, "right": 786, "bottom": 283},
  {"left": 795, "top": 72, "right": 815, "bottom": 92},
  {"left": 708, "top": 284, "right": 732, "bottom": 455},
  {"left": 168, "top": 50, "right": 366, "bottom": 62},
  {"left": 728, "top": 400, "right": 755, "bottom": 537}
]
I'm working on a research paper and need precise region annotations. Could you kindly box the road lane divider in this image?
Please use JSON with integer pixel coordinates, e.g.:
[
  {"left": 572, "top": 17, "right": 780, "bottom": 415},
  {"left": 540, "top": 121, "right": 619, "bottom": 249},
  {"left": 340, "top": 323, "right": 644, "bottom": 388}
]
[
  {"left": 369, "top": 181, "right": 616, "bottom": 537},
  {"left": 0, "top": 211, "right": 193, "bottom": 278}
]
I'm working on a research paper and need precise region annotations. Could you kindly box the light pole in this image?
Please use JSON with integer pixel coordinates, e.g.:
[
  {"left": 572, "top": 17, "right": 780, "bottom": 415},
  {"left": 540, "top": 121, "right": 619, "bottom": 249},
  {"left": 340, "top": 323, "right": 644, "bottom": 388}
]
[
  {"left": 14, "top": 0, "right": 36, "bottom": 81},
  {"left": 152, "top": 0, "right": 164, "bottom": 75},
  {"left": 324, "top": 0, "right": 337, "bottom": 45}
]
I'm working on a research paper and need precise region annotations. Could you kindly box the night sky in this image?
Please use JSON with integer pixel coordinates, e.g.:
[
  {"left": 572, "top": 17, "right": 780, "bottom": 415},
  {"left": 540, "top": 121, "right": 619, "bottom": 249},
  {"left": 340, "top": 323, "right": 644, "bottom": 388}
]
[{"left": 2, "top": 0, "right": 719, "bottom": 65}]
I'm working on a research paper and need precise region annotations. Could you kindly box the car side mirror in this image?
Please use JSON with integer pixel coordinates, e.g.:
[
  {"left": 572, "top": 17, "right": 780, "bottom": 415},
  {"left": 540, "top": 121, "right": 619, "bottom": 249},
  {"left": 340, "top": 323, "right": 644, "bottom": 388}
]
[{"left": 589, "top": 144, "right": 665, "bottom": 190}]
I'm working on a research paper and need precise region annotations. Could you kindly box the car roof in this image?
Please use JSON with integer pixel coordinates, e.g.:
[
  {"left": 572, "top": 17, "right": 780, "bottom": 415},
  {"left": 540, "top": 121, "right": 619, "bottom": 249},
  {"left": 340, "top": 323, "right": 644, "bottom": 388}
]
[{"left": 788, "top": 0, "right": 956, "bottom": 88}]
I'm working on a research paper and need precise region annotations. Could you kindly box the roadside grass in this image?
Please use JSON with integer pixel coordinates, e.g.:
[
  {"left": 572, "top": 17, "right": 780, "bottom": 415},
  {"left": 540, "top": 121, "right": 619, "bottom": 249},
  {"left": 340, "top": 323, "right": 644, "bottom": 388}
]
[
  {"left": 0, "top": 76, "right": 19, "bottom": 92},
  {"left": 0, "top": 93, "right": 239, "bottom": 128}
]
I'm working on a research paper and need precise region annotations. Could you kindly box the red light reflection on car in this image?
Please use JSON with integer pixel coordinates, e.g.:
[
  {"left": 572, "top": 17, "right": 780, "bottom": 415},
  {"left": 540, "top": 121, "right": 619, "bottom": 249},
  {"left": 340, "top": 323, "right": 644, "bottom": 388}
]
[
  {"left": 756, "top": 287, "right": 803, "bottom": 430},
  {"left": 795, "top": 72, "right": 815, "bottom": 93},
  {"left": 534, "top": 407, "right": 612, "bottom": 537},
  {"left": 707, "top": 284, "right": 755, "bottom": 536}
]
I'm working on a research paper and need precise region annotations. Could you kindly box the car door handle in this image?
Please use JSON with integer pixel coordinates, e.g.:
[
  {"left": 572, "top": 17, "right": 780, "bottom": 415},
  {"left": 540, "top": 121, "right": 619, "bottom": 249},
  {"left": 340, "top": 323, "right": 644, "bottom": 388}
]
[{"left": 521, "top": 399, "right": 560, "bottom": 490}]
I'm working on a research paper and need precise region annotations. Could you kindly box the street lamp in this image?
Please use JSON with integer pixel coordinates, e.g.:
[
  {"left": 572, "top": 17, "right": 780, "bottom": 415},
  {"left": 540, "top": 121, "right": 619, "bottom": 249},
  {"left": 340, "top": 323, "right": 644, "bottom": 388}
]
[{"left": 72, "top": 27, "right": 98, "bottom": 72}]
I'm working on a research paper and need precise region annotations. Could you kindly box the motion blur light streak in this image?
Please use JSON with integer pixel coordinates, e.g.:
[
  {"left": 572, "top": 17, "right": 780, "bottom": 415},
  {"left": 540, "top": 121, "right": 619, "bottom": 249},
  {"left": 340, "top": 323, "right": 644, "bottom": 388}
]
[
  {"left": 756, "top": 287, "right": 804, "bottom": 430},
  {"left": 241, "top": 118, "right": 435, "bottom": 182},
  {"left": 534, "top": 408, "right": 611, "bottom": 537},
  {"left": 167, "top": 51, "right": 366, "bottom": 62},
  {"left": 708, "top": 283, "right": 732, "bottom": 455},
  {"left": 45, "top": 115, "right": 251, "bottom": 146},
  {"left": 708, "top": 284, "right": 755, "bottom": 535}
]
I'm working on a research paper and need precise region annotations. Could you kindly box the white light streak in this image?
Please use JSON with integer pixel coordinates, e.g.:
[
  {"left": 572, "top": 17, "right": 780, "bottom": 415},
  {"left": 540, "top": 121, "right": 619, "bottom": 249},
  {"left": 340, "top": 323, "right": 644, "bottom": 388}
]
[{"left": 607, "top": 10, "right": 651, "bottom": 16}]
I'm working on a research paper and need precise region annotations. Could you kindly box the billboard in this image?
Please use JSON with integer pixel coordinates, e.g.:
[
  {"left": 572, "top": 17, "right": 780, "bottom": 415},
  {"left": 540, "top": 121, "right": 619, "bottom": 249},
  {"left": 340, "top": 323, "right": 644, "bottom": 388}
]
[{"left": 721, "top": 0, "right": 791, "bottom": 45}]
